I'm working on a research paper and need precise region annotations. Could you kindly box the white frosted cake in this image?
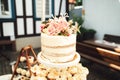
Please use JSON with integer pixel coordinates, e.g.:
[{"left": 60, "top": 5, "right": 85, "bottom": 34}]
[
  {"left": 41, "top": 33, "right": 76, "bottom": 63},
  {"left": 37, "top": 15, "right": 81, "bottom": 66}
]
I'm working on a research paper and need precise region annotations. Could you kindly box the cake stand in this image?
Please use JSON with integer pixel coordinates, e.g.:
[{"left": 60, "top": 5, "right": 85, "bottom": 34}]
[{"left": 37, "top": 52, "right": 80, "bottom": 68}]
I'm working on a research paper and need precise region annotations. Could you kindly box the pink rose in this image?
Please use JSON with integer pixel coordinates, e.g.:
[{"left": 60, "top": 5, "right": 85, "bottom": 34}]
[
  {"left": 40, "top": 24, "right": 46, "bottom": 32},
  {"left": 47, "top": 25, "right": 56, "bottom": 35}
]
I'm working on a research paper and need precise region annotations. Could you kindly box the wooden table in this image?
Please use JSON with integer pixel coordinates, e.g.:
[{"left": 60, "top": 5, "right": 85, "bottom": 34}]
[
  {"left": 77, "top": 40, "right": 120, "bottom": 71},
  {"left": 0, "top": 40, "right": 16, "bottom": 51},
  {"left": 83, "top": 40, "right": 117, "bottom": 51}
]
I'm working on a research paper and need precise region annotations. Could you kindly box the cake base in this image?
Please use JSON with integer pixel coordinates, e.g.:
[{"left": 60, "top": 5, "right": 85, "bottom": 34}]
[{"left": 37, "top": 52, "right": 80, "bottom": 68}]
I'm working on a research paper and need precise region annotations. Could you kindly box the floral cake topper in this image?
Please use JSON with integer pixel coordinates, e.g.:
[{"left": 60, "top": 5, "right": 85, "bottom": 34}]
[{"left": 40, "top": 13, "right": 80, "bottom": 36}]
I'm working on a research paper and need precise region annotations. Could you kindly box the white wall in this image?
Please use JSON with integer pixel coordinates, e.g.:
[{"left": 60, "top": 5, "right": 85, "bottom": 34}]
[
  {"left": 2, "top": 22, "right": 15, "bottom": 41},
  {"left": 83, "top": 0, "right": 120, "bottom": 40},
  {"left": 16, "top": 36, "right": 41, "bottom": 51}
]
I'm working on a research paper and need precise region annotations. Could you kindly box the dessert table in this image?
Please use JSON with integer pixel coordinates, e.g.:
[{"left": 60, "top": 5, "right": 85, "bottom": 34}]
[{"left": 0, "top": 74, "right": 12, "bottom": 80}]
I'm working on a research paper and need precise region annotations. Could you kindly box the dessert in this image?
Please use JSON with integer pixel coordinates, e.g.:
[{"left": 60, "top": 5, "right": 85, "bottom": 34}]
[
  {"left": 38, "top": 15, "right": 80, "bottom": 67},
  {"left": 41, "top": 33, "right": 76, "bottom": 63},
  {"left": 30, "top": 63, "right": 89, "bottom": 80}
]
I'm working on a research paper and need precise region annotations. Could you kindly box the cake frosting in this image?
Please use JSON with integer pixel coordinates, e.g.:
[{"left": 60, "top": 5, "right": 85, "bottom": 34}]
[{"left": 41, "top": 33, "right": 76, "bottom": 62}]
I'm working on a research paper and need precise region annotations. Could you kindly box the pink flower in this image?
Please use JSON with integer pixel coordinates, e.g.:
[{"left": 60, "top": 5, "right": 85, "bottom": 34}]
[
  {"left": 58, "top": 20, "right": 69, "bottom": 30},
  {"left": 48, "top": 26, "right": 56, "bottom": 35},
  {"left": 40, "top": 24, "right": 45, "bottom": 32}
]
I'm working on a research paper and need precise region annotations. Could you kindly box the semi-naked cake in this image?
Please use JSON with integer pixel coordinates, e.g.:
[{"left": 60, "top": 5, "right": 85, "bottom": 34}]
[
  {"left": 41, "top": 33, "right": 76, "bottom": 63},
  {"left": 37, "top": 15, "right": 81, "bottom": 66}
]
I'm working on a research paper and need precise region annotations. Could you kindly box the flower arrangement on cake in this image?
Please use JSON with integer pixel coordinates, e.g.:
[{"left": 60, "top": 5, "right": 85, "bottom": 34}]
[{"left": 40, "top": 14, "right": 80, "bottom": 36}]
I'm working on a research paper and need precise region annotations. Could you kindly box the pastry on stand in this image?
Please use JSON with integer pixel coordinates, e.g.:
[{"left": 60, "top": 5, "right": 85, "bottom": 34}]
[{"left": 11, "top": 45, "right": 37, "bottom": 80}]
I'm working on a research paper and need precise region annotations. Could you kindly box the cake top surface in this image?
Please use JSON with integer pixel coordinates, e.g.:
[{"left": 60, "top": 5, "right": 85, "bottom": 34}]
[{"left": 40, "top": 14, "right": 80, "bottom": 36}]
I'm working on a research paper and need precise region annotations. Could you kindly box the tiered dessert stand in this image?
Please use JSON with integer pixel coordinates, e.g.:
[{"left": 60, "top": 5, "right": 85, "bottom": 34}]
[{"left": 11, "top": 45, "right": 37, "bottom": 80}]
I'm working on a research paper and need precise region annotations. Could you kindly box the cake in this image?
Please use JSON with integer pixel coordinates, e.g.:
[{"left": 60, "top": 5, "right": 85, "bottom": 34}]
[
  {"left": 41, "top": 33, "right": 76, "bottom": 63},
  {"left": 38, "top": 15, "right": 80, "bottom": 65}
]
